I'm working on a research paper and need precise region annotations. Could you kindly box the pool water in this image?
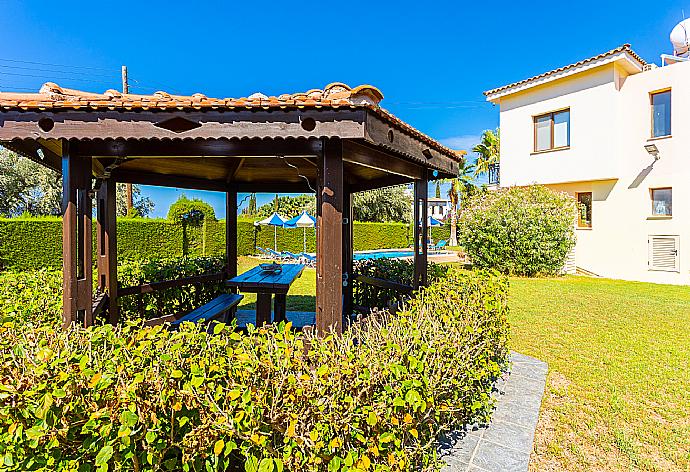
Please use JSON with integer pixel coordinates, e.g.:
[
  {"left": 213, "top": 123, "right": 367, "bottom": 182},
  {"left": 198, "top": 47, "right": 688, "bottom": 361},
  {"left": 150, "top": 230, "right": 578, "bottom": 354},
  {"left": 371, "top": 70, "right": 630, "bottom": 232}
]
[{"left": 354, "top": 250, "right": 414, "bottom": 261}]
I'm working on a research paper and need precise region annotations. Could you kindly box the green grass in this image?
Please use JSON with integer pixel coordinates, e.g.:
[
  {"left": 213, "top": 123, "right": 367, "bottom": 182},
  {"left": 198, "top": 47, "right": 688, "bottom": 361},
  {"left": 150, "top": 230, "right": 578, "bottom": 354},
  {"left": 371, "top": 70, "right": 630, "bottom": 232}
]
[
  {"left": 231, "top": 260, "right": 690, "bottom": 469},
  {"left": 236, "top": 256, "right": 316, "bottom": 312},
  {"left": 508, "top": 276, "right": 690, "bottom": 471}
]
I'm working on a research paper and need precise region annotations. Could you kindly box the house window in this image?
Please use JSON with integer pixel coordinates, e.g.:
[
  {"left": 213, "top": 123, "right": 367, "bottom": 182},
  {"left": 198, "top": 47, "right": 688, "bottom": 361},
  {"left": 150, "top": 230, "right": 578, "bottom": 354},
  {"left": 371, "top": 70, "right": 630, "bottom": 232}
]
[
  {"left": 576, "top": 192, "right": 592, "bottom": 228},
  {"left": 534, "top": 109, "right": 570, "bottom": 152},
  {"left": 651, "top": 188, "right": 672, "bottom": 216},
  {"left": 651, "top": 90, "right": 671, "bottom": 138}
]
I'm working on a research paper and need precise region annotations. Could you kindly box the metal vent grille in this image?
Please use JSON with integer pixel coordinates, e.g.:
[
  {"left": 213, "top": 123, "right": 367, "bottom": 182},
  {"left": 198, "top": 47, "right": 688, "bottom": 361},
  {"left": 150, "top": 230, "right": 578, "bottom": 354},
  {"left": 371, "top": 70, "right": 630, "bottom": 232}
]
[{"left": 648, "top": 235, "right": 680, "bottom": 272}]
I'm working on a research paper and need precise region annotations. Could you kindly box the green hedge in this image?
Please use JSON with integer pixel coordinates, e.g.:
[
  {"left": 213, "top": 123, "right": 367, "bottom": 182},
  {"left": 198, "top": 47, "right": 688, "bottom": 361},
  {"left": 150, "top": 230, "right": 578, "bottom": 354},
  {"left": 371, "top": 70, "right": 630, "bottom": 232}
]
[
  {"left": 1, "top": 218, "right": 454, "bottom": 271},
  {"left": 0, "top": 267, "right": 510, "bottom": 471}
]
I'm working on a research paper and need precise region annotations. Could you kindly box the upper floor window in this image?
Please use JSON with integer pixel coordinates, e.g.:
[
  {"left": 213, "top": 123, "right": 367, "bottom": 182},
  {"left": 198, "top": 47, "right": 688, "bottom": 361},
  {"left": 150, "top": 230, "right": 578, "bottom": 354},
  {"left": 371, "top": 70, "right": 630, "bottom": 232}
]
[
  {"left": 651, "top": 187, "right": 672, "bottom": 216},
  {"left": 534, "top": 109, "right": 570, "bottom": 152},
  {"left": 651, "top": 90, "right": 671, "bottom": 138}
]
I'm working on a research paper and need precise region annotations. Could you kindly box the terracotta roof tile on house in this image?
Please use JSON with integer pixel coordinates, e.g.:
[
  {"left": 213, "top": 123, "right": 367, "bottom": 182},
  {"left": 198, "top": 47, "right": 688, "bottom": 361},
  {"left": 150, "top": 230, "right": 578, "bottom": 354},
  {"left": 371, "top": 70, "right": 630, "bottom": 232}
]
[
  {"left": 484, "top": 44, "right": 647, "bottom": 98},
  {"left": 0, "top": 82, "right": 464, "bottom": 162}
]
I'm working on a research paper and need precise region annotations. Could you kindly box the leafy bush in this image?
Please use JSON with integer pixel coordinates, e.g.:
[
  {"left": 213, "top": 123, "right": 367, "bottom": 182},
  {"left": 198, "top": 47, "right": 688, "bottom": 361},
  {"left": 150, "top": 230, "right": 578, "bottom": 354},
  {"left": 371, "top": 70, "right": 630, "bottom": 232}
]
[
  {"left": 352, "top": 259, "right": 449, "bottom": 310},
  {"left": 0, "top": 269, "right": 61, "bottom": 326},
  {"left": 118, "top": 256, "right": 228, "bottom": 322},
  {"left": 458, "top": 185, "right": 577, "bottom": 276},
  {"left": 0, "top": 257, "right": 228, "bottom": 328},
  {"left": 0, "top": 268, "right": 509, "bottom": 471},
  {"left": 167, "top": 195, "right": 217, "bottom": 225}
]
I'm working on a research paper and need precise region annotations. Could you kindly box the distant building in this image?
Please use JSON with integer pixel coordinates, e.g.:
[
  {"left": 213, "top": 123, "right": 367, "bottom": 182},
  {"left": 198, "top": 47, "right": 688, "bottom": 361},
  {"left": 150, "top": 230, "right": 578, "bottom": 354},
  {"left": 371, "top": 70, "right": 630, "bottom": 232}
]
[
  {"left": 485, "top": 25, "right": 690, "bottom": 285},
  {"left": 428, "top": 197, "right": 451, "bottom": 220}
]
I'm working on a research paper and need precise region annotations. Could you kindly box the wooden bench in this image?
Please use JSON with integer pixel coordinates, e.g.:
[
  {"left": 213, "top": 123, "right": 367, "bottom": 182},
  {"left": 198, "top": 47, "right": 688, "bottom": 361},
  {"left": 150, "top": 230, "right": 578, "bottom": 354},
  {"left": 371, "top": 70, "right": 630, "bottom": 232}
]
[{"left": 169, "top": 293, "right": 244, "bottom": 329}]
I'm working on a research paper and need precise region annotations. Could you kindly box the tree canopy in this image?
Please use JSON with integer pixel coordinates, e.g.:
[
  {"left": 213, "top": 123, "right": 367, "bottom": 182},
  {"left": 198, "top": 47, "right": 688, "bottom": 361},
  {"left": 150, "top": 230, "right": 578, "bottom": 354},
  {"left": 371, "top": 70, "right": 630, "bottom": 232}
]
[
  {"left": 472, "top": 129, "right": 500, "bottom": 177},
  {"left": 0, "top": 147, "right": 154, "bottom": 218},
  {"left": 256, "top": 195, "right": 314, "bottom": 219},
  {"left": 352, "top": 186, "right": 411, "bottom": 223},
  {"left": 167, "top": 195, "right": 216, "bottom": 225},
  {"left": 246, "top": 185, "right": 412, "bottom": 223}
]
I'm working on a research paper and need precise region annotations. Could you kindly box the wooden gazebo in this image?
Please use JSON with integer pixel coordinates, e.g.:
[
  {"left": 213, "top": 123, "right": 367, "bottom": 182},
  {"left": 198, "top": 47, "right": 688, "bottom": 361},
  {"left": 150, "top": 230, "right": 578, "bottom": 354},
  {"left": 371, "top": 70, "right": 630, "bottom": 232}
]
[{"left": 0, "top": 82, "right": 462, "bottom": 333}]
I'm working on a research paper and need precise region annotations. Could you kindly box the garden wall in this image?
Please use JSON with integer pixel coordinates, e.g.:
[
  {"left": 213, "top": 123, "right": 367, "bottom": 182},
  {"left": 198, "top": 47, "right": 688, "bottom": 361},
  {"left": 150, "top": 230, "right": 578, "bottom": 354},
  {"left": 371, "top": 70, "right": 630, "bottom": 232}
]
[{"left": 0, "top": 218, "right": 451, "bottom": 271}]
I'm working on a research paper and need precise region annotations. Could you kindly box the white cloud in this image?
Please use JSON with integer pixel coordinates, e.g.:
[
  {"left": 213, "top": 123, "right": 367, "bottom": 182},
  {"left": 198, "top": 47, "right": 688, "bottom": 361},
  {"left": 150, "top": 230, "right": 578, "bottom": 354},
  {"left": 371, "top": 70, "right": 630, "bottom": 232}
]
[{"left": 440, "top": 134, "right": 481, "bottom": 152}]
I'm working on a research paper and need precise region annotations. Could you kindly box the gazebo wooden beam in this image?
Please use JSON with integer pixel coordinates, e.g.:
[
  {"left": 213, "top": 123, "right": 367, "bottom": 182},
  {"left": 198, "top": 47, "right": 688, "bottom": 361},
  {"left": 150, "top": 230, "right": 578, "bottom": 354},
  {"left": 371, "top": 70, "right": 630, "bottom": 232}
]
[
  {"left": 226, "top": 185, "right": 238, "bottom": 280},
  {"left": 73, "top": 138, "right": 323, "bottom": 159},
  {"left": 0, "top": 109, "right": 366, "bottom": 141},
  {"left": 316, "top": 138, "right": 344, "bottom": 334},
  {"left": 413, "top": 178, "right": 429, "bottom": 289},
  {"left": 343, "top": 140, "right": 424, "bottom": 179},
  {"left": 62, "top": 141, "right": 94, "bottom": 328},
  {"left": 96, "top": 178, "right": 118, "bottom": 324},
  {"left": 342, "top": 188, "right": 354, "bottom": 324},
  {"left": 110, "top": 169, "right": 314, "bottom": 194}
]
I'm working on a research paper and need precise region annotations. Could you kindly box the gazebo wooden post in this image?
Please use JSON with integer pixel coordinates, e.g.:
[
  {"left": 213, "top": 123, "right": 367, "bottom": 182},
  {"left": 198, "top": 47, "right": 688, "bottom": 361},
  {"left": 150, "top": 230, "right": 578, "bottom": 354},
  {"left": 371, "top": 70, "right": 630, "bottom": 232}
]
[
  {"left": 342, "top": 187, "right": 354, "bottom": 327},
  {"left": 413, "top": 178, "right": 428, "bottom": 289},
  {"left": 225, "top": 185, "right": 238, "bottom": 280},
  {"left": 316, "top": 138, "right": 344, "bottom": 334},
  {"left": 61, "top": 142, "right": 93, "bottom": 328},
  {"left": 96, "top": 178, "right": 118, "bottom": 324}
]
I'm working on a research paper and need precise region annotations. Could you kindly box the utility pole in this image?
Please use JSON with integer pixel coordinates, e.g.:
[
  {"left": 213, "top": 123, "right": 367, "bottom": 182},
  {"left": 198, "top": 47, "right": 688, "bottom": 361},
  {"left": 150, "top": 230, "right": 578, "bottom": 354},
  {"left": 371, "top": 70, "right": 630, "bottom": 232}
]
[{"left": 122, "top": 65, "right": 133, "bottom": 214}]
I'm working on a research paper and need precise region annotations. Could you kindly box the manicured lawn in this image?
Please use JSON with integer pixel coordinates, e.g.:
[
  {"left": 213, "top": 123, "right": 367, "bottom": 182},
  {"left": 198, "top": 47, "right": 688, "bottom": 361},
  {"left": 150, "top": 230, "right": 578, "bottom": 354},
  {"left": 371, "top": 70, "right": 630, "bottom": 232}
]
[{"left": 508, "top": 276, "right": 690, "bottom": 471}]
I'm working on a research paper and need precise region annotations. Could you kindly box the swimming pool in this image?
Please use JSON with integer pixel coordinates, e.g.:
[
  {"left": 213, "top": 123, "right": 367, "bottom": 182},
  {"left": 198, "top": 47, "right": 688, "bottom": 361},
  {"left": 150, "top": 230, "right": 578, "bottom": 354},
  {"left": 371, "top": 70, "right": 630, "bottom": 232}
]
[{"left": 353, "top": 250, "right": 414, "bottom": 261}]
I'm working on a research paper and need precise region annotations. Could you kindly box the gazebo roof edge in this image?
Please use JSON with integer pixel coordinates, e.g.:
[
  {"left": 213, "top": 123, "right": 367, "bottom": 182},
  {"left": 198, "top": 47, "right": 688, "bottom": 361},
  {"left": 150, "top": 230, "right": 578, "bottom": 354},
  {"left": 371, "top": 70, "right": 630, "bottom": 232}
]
[{"left": 0, "top": 82, "right": 465, "bottom": 164}]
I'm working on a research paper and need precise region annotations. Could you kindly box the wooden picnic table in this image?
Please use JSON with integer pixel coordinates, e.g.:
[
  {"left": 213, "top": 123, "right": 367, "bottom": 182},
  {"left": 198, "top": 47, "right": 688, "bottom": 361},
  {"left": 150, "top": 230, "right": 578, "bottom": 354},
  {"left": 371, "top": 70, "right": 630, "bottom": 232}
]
[{"left": 226, "top": 263, "right": 305, "bottom": 326}]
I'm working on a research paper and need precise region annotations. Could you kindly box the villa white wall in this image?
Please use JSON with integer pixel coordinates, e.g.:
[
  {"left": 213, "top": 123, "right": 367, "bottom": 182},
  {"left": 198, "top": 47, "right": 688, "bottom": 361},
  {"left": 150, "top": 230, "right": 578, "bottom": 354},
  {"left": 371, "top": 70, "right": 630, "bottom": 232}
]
[
  {"left": 499, "top": 66, "right": 620, "bottom": 186},
  {"left": 498, "top": 59, "right": 690, "bottom": 285}
]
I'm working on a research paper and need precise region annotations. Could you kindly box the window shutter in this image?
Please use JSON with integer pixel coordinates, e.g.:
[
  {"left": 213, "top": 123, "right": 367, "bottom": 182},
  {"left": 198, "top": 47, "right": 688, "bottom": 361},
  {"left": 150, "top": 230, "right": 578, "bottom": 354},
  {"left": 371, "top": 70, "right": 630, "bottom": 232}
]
[
  {"left": 648, "top": 235, "right": 680, "bottom": 272},
  {"left": 561, "top": 246, "right": 577, "bottom": 274}
]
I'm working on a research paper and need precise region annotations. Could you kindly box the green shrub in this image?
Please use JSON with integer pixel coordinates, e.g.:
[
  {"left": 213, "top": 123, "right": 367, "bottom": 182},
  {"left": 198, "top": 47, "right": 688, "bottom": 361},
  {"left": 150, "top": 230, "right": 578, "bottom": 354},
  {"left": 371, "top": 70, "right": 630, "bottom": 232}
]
[
  {"left": 352, "top": 259, "right": 449, "bottom": 310},
  {"left": 0, "top": 268, "right": 509, "bottom": 471},
  {"left": 458, "top": 185, "right": 577, "bottom": 276},
  {"left": 118, "top": 256, "right": 228, "bottom": 322},
  {"left": 0, "top": 256, "right": 228, "bottom": 327},
  {"left": 0, "top": 269, "right": 61, "bottom": 326}
]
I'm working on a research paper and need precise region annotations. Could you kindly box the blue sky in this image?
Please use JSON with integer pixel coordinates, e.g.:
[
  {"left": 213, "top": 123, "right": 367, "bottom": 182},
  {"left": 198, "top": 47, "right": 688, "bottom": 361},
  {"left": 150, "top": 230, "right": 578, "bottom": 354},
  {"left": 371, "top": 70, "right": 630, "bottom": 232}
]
[{"left": 2, "top": 0, "right": 687, "bottom": 217}]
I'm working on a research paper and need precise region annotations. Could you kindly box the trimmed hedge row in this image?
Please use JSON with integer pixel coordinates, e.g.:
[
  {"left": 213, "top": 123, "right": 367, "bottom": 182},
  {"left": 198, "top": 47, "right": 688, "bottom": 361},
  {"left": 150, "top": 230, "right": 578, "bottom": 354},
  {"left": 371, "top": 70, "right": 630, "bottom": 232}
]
[
  {"left": 0, "top": 267, "right": 509, "bottom": 471},
  {"left": 0, "top": 218, "right": 452, "bottom": 272}
]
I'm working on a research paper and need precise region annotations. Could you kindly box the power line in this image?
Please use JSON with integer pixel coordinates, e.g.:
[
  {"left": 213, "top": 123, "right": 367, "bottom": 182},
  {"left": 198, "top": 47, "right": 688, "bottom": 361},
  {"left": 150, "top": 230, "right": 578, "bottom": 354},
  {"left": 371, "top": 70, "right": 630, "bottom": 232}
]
[
  {"left": 0, "top": 57, "right": 118, "bottom": 72},
  {"left": 0, "top": 71, "right": 118, "bottom": 87},
  {"left": 0, "top": 63, "right": 120, "bottom": 79}
]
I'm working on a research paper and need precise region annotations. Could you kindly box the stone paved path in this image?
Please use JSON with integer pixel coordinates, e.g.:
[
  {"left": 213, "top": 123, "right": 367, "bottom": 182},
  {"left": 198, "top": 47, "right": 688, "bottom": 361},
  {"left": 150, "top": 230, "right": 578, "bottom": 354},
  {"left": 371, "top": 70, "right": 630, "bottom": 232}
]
[{"left": 439, "top": 352, "right": 548, "bottom": 472}]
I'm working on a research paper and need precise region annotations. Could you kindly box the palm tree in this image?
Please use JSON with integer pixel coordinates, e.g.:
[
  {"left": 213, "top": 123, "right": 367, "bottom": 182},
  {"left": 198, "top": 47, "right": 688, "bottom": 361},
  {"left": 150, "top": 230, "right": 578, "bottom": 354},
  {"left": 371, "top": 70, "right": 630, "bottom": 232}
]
[
  {"left": 472, "top": 128, "right": 500, "bottom": 177},
  {"left": 445, "top": 157, "right": 475, "bottom": 246}
]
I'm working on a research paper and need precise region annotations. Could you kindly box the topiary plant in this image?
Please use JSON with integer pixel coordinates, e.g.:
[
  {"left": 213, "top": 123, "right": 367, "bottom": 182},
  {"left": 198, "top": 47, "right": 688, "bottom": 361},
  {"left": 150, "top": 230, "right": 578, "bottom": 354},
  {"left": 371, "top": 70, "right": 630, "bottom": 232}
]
[
  {"left": 167, "top": 195, "right": 216, "bottom": 226},
  {"left": 458, "top": 184, "right": 577, "bottom": 276}
]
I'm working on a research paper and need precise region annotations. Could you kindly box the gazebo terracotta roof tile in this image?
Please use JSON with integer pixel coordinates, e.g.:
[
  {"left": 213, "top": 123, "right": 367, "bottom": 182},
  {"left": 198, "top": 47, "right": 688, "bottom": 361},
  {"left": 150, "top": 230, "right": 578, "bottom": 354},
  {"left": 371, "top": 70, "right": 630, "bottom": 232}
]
[
  {"left": 484, "top": 44, "right": 647, "bottom": 97},
  {"left": 0, "top": 82, "right": 464, "bottom": 161}
]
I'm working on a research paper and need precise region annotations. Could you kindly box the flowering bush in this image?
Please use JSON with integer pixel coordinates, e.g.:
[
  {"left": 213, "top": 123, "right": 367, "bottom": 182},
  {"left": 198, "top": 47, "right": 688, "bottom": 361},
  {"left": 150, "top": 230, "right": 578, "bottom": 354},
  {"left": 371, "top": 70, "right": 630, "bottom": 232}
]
[
  {"left": 0, "top": 268, "right": 509, "bottom": 471},
  {"left": 458, "top": 185, "right": 577, "bottom": 276}
]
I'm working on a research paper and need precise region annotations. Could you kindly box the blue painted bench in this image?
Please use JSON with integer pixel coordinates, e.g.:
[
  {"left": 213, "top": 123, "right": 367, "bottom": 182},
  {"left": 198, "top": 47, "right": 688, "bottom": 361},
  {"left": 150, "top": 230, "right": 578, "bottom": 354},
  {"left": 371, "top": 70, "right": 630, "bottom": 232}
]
[{"left": 169, "top": 293, "right": 244, "bottom": 329}]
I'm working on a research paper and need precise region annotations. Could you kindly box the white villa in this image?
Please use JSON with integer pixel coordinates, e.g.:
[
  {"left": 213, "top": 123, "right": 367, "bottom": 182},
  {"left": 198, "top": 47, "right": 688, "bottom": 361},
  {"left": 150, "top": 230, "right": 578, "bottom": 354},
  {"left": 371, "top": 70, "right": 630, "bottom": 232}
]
[
  {"left": 428, "top": 197, "right": 451, "bottom": 220},
  {"left": 485, "top": 29, "right": 690, "bottom": 285}
]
